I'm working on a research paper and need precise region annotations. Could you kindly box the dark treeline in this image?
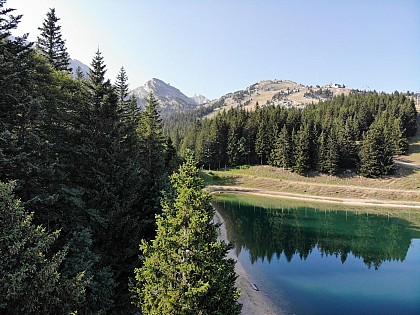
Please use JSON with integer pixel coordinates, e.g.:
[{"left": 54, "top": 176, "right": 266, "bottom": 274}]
[
  {"left": 0, "top": 3, "right": 173, "bottom": 314},
  {"left": 171, "top": 92, "right": 417, "bottom": 177},
  {"left": 1, "top": 2, "right": 241, "bottom": 314}
]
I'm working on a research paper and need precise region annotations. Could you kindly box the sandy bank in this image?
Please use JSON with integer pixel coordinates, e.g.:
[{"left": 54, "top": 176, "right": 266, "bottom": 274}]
[
  {"left": 214, "top": 211, "right": 283, "bottom": 315},
  {"left": 208, "top": 186, "right": 420, "bottom": 210}
]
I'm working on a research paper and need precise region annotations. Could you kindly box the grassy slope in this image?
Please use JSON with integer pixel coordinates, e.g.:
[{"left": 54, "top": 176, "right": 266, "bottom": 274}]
[
  {"left": 203, "top": 165, "right": 420, "bottom": 225},
  {"left": 203, "top": 165, "right": 420, "bottom": 200}
]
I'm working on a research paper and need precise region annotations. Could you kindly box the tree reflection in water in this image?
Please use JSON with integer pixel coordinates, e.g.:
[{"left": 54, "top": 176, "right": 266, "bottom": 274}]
[{"left": 213, "top": 195, "right": 419, "bottom": 270}]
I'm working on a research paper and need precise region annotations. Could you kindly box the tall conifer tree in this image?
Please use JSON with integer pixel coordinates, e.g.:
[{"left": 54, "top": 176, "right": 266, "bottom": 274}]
[
  {"left": 269, "top": 125, "right": 292, "bottom": 169},
  {"left": 292, "top": 125, "right": 310, "bottom": 175},
  {"left": 133, "top": 155, "right": 242, "bottom": 315},
  {"left": 358, "top": 123, "right": 395, "bottom": 177},
  {"left": 137, "top": 93, "right": 167, "bottom": 212},
  {"left": 37, "top": 8, "right": 70, "bottom": 71}
]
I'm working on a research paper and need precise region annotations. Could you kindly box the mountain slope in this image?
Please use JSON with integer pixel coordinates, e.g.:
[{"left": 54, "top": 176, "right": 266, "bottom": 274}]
[
  {"left": 131, "top": 78, "right": 208, "bottom": 114},
  {"left": 70, "top": 59, "right": 90, "bottom": 78},
  {"left": 205, "top": 79, "right": 352, "bottom": 118}
]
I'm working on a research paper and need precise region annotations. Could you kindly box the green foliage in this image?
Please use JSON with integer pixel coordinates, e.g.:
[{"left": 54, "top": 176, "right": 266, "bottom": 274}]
[
  {"left": 173, "top": 91, "right": 415, "bottom": 177},
  {"left": 255, "top": 111, "right": 271, "bottom": 165},
  {"left": 270, "top": 125, "right": 292, "bottom": 169},
  {"left": 133, "top": 156, "right": 242, "bottom": 315},
  {"left": 358, "top": 118, "right": 395, "bottom": 177},
  {"left": 316, "top": 130, "right": 339, "bottom": 175},
  {"left": 137, "top": 93, "right": 169, "bottom": 212},
  {"left": 0, "top": 181, "right": 85, "bottom": 314},
  {"left": 1, "top": 5, "right": 159, "bottom": 310},
  {"left": 292, "top": 126, "right": 310, "bottom": 175},
  {"left": 36, "top": 8, "right": 70, "bottom": 71}
]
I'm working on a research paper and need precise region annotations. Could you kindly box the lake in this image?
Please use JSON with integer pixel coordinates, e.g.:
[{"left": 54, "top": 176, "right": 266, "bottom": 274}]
[{"left": 212, "top": 194, "right": 420, "bottom": 315}]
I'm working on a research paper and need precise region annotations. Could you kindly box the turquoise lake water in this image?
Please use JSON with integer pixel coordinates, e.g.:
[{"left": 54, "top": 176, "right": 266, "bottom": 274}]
[{"left": 212, "top": 195, "right": 420, "bottom": 315}]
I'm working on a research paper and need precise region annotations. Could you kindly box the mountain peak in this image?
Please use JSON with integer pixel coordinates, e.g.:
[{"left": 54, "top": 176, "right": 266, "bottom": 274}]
[{"left": 131, "top": 78, "right": 209, "bottom": 115}]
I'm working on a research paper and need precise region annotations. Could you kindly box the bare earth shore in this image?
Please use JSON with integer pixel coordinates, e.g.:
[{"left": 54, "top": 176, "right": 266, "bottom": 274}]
[
  {"left": 214, "top": 211, "right": 283, "bottom": 315},
  {"left": 208, "top": 185, "right": 420, "bottom": 210}
]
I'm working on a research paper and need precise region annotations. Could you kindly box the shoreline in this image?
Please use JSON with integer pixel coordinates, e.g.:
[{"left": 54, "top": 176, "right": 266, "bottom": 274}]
[
  {"left": 214, "top": 211, "right": 283, "bottom": 315},
  {"left": 208, "top": 185, "right": 420, "bottom": 210}
]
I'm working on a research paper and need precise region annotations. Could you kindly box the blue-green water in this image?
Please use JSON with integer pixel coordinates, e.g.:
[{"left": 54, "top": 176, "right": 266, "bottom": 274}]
[{"left": 212, "top": 195, "right": 420, "bottom": 315}]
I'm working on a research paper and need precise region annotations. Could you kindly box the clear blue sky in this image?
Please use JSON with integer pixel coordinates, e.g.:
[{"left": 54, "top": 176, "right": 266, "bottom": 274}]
[{"left": 10, "top": 0, "right": 420, "bottom": 99}]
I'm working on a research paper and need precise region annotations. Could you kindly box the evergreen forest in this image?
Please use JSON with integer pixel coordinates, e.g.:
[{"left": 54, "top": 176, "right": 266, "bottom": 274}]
[
  {"left": 1, "top": 1, "right": 418, "bottom": 314},
  {"left": 171, "top": 92, "right": 416, "bottom": 177},
  {"left": 1, "top": 2, "right": 240, "bottom": 314}
]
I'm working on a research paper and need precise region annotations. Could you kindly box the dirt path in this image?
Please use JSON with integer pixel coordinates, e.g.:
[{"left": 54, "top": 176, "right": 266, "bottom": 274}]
[{"left": 208, "top": 185, "right": 420, "bottom": 210}]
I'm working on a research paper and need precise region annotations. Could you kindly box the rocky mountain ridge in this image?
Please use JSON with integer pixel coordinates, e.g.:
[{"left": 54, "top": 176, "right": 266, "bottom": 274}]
[
  {"left": 70, "top": 59, "right": 90, "bottom": 78},
  {"left": 131, "top": 78, "right": 209, "bottom": 114},
  {"left": 204, "top": 79, "right": 352, "bottom": 118}
]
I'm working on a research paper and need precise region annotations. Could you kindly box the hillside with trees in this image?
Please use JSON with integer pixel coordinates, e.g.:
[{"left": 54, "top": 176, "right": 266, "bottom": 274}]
[{"left": 172, "top": 92, "right": 417, "bottom": 177}]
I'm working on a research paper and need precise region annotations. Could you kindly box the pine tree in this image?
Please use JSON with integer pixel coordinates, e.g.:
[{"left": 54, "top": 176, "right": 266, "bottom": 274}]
[
  {"left": 115, "top": 66, "right": 129, "bottom": 103},
  {"left": 358, "top": 123, "right": 395, "bottom": 177},
  {"left": 227, "top": 126, "right": 240, "bottom": 166},
  {"left": 37, "top": 8, "right": 70, "bottom": 71},
  {"left": 0, "top": 181, "right": 85, "bottom": 314},
  {"left": 74, "top": 49, "right": 123, "bottom": 313},
  {"left": 292, "top": 125, "right": 310, "bottom": 175},
  {"left": 213, "top": 115, "right": 229, "bottom": 169},
  {"left": 400, "top": 98, "right": 417, "bottom": 137},
  {"left": 255, "top": 114, "right": 270, "bottom": 165},
  {"left": 137, "top": 93, "right": 167, "bottom": 211},
  {"left": 337, "top": 119, "right": 358, "bottom": 168},
  {"left": 132, "top": 155, "right": 242, "bottom": 315},
  {"left": 390, "top": 117, "right": 409, "bottom": 155},
  {"left": 324, "top": 131, "right": 339, "bottom": 175},
  {"left": 0, "top": 0, "right": 35, "bottom": 187},
  {"left": 269, "top": 125, "right": 291, "bottom": 169},
  {"left": 317, "top": 130, "right": 339, "bottom": 175}
]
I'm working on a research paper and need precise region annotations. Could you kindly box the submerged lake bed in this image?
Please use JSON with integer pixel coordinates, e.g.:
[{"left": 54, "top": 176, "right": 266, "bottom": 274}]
[{"left": 212, "top": 194, "right": 420, "bottom": 315}]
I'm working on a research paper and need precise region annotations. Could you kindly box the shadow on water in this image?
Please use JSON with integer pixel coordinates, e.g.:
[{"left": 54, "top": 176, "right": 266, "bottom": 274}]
[{"left": 212, "top": 195, "right": 420, "bottom": 270}]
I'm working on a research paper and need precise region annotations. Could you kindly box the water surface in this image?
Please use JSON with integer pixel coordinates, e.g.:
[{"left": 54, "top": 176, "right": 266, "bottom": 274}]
[{"left": 213, "top": 194, "right": 420, "bottom": 315}]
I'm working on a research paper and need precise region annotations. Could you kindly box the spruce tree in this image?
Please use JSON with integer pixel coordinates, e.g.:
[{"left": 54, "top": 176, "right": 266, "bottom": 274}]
[
  {"left": 0, "top": 181, "right": 85, "bottom": 314},
  {"left": 37, "top": 8, "right": 70, "bottom": 71},
  {"left": 269, "top": 125, "right": 291, "bottom": 169},
  {"left": 133, "top": 155, "right": 242, "bottom": 315},
  {"left": 337, "top": 120, "right": 358, "bottom": 168},
  {"left": 358, "top": 123, "right": 395, "bottom": 177},
  {"left": 292, "top": 125, "right": 310, "bottom": 175},
  {"left": 227, "top": 126, "right": 239, "bottom": 166},
  {"left": 317, "top": 130, "right": 339, "bottom": 175},
  {"left": 255, "top": 115, "right": 270, "bottom": 165},
  {"left": 390, "top": 117, "right": 409, "bottom": 155},
  {"left": 115, "top": 66, "right": 129, "bottom": 103},
  {"left": 214, "top": 115, "right": 229, "bottom": 169},
  {"left": 0, "top": 0, "right": 35, "bottom": 187},
  {"left": 137, "top": 93, "right": 167, "bottom": 212}
]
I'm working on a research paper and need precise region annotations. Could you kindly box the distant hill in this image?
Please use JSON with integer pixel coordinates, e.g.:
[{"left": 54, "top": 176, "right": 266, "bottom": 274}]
[
  {"left": 204, "top": 80, "right": 353, "bottom": 118},
  {"left": 131, "top": 78, "right": 209, "bottom": 115}
]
